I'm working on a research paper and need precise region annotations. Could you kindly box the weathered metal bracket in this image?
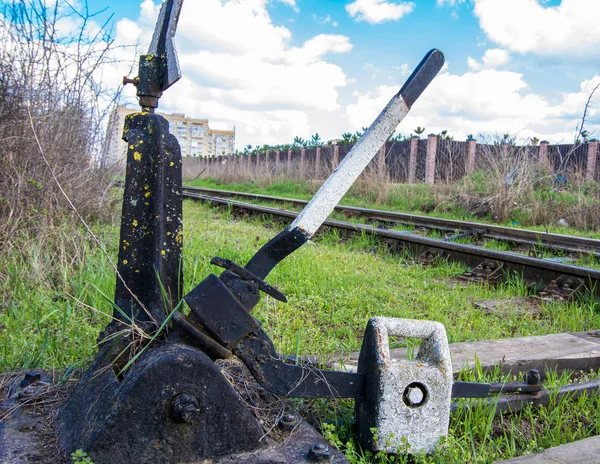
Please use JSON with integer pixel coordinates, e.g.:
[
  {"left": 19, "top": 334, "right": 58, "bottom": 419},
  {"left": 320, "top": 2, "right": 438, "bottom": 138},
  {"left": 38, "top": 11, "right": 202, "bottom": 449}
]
[
  {"left": 538, "top": 275, "right": 585, "bottom": 300},
  {"left": 461, "top": 259, "right": 504, "bottom": 284},
  {"left": 420, "top": 247, "right": 445, "bottom": 266}
]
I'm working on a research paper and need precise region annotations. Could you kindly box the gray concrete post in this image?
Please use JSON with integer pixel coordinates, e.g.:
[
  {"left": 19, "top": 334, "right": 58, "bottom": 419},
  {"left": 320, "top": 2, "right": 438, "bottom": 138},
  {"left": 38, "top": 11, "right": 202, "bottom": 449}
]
[
  {"left": 378, "top": 144, "right": 386, "bottom": 179},
  {"left": 539, "top": 140, "right": 549, "bottom": 167},
  {"left": 315, "top": 147, "right": 321, "bottom": 178},
  {"left": 425, "top": 134, "right": 437, "bottom": 185},
  {"left": 466, "top": 139, "right": 477, "bottom": 174},
  {"left": 275, "top": 150, "right": 281, "bottom": 172},
  {"left": 408, "top": 136, "right": 419, "bottom": 184},
  {"left": 287, "top": 149, "right": 292, "bottom": 175},
  {"left": 586, "top": 139, "right": 599, "bottom": 181},
  {"left": 300, "top": 148, "right": 306, "bottom": 178},
  {"left": 333, "top": 145, "right": 340, "bottom": 168}
]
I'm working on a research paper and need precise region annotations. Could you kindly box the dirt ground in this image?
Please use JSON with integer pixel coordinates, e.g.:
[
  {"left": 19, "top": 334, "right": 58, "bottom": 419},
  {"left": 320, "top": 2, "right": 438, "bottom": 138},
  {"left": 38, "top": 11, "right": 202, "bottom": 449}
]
[{"left": 0, "top": 371, "right": 70, "bottom": 463}]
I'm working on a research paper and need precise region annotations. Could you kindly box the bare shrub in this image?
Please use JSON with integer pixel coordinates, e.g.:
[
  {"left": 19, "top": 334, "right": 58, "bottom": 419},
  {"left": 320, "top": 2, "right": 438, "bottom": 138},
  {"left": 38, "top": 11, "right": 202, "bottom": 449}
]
[
  {"left": 458, "top": 143, "right": 544, "bottom": 222},
  {"left": 0, "top": 0, "right": 119, "bottom": 250}
]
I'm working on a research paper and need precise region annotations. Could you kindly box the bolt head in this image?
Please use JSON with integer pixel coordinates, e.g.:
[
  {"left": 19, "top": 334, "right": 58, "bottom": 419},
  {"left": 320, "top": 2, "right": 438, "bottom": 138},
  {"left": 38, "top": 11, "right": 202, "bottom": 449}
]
[
  {"left": 526, "top": 369, "right": 541, "bottom": 386},
  {"left": 171, "top": 394, "right": 200, "bottom": 424},
  {"left": 278, "top": 411, "right": 301, "bottom": 431},
  {"left": 309, "top": 443, "right": 332, "bottom": 461}
]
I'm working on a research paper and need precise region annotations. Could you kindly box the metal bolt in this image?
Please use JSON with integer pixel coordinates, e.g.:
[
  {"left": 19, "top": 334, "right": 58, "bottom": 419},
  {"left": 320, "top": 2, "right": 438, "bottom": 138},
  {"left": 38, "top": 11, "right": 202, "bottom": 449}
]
[
  {"left": 402, "top": 382, "right": 429, "bottom": 408},
  {"left": 526, "top": 369, "right": 541, "bottom": 386},
  {"left": 407, "top": 386, "right": 424, "bottom": 404},
  {"left": 309, "top": 443, "right": 332, "bottom": 461},
  {"left": 123, "top": 76, "right": 138, "bottom": 86},
  {"left": 171, "top": 394, "right": 200, "bottom": 424},
  {"left": 278, "top": 411, "right": 301, "bottom": 431},
  {"left": 20, "top": 372, "right": 41, "bottom": 388}
]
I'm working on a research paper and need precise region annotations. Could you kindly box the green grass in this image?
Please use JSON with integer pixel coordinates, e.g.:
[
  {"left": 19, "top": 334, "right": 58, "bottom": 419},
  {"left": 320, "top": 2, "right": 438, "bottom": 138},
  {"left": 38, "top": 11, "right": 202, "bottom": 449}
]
[{"left": 2, "top": 199, "right": 600, "bottom": 462}]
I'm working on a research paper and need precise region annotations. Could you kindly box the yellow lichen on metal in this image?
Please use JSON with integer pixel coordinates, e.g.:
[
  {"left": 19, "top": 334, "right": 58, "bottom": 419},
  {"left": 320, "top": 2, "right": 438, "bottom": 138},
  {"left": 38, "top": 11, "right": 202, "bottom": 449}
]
[
  {"left": 134, "top": 152, "right": 142, "bottom": 161},
  {"left": 123, "top": 259, "right": 128, "bottom": 265},
  {"left": 132, "top": 219, "right": 138, "bottom": 227},
  {"left": 144, "top": 192, "right": 151, "bottom": 198},
  {"left": 161, "top": 250, "right": 166, "bottom": 255}
]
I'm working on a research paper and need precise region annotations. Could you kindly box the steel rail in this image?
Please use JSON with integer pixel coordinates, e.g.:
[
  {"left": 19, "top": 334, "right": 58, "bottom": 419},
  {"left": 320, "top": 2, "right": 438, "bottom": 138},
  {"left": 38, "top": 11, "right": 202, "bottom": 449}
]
[
  {"left": 182, "top": 185, "right": 600, "bottom": 257},
  {"left": 451, "top": 379, "right": 600, "bottom": 416},
  {"left": 183, "top": 190, "right": 600, "bottom": 296}
]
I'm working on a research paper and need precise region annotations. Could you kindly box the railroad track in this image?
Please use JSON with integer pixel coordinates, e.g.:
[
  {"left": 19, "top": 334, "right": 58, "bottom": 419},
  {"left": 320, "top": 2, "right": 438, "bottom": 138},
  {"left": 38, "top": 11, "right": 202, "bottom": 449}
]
[
  {"left": 183, "top": 185, "right": 600, "bottom": 256},
  {"left": 182, "top": 185, "right": 600, "bottom": 298}
]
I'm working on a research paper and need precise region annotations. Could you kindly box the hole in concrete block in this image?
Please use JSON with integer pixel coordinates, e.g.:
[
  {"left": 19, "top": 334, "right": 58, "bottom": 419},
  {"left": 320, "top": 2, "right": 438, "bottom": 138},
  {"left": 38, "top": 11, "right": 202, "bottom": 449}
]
[
  {"left": 402, "top": 382, "right": 429, "bottom": 408},
  {"left": 389, "top": 336, "right": 422, "bottom": 360}
]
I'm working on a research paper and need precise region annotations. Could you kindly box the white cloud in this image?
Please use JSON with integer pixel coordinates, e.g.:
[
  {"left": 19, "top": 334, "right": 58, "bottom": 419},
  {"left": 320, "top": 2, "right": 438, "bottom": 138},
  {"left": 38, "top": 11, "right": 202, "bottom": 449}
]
[
  {"left": 313, "top": 13, "right": 333, "bottom": 25},
  {"left": 467, "top": 48, "right": 510, "bottom": 70},
  {"left": 345, "top": 69, "right": 600, "bottom": 143},
  {"left": 345, "top": 0, "right": 415, "bottom": 24},
  {"left": 436, "top": 0, "right": 466, "bottom": 5},
  {"left": 474, "top": 0, "right": 600, "bottom": 60},
  {"left": 113, "top": 0, "right": 352, "bottom": 148},
  {"left": 277, "top": 0, "right": 299, "bottom": 13}
]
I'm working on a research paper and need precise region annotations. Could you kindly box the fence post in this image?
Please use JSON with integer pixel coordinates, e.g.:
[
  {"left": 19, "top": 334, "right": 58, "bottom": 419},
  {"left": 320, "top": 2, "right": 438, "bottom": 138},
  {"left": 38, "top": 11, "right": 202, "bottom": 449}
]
[
  {"left": 408, "top": 136, "right": 419, "bottom": 184},
  {"left": 501, "top": 142, "right": 509, "bottom": 157},
  {"left": 256, "top": 151, "right": 261, "bottom": 168},
  {"left": 425, "top": 134, "right": 437, "bottom": 185},
  {"left": 275, "top": 150, "right": 281, "bottom": 172},
  {"left": 287, "top": 149, "right": 292, "bottom": 175},
  {"left": 247, "top": 153, "right": 251, "bottom": 169},
  {"left": 467, "top": 138, "right": 477, "bottom": 174},
  {"left": 539, "top": 140, "right": 549, "bottom": 167},
  {"left": 333, "top": 145, "right": 340, "bottom": 168},
  {"left": 300, "top": 148, "right": 306, "bottom": 177},
  {"left": 315, "top": 147, "right": 321, "bottom": 178},
  {"left": 265, "top": 151, "right": 270, "bottom": 173},
  {"left": 378, "top": 144, "right": 386, "bottom": 179},
  {"left": 586, "top": 139, "right": 599, "bottom": 182}
]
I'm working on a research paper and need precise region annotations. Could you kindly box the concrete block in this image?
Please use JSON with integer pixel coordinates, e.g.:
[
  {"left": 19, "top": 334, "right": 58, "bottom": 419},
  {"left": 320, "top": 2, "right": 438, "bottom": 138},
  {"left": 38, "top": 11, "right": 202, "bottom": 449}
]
[{"left": 356, "top": 317, "right": 452, "bottom": 454}]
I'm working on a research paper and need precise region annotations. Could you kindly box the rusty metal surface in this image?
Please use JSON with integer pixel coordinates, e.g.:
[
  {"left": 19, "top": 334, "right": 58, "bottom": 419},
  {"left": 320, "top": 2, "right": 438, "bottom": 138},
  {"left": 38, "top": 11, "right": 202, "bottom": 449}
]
[{"left": 452, "top": 379, "right": 600, "bottom": 416}]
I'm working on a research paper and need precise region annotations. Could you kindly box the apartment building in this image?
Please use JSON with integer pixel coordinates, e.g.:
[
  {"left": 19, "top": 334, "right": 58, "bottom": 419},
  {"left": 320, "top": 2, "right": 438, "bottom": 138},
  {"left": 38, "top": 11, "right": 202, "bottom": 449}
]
[{"left": 102, "top": 105, "right": 235, "bottom": 166}]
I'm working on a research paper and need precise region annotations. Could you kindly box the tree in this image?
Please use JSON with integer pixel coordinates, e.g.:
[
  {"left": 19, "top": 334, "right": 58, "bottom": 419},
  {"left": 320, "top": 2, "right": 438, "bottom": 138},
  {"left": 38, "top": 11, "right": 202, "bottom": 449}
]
[
  {"left": 340, "top": 132, "right": 354, "bottom": 145},
  {"left": 413, "top": 126, "right": 426, "bottom": 136},
  {"left": 292, "top": 136, "right": 306, "bottom": 148},
  {"left": 308, "top": 132, "right": 322, "bottom": 148}
]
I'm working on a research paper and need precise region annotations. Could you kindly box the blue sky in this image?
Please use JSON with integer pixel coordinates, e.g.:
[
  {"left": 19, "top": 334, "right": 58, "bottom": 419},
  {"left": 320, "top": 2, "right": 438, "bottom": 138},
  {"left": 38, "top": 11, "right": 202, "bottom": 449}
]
[{"left": 86, "top": 0, "right": 599, "bottom": 149}]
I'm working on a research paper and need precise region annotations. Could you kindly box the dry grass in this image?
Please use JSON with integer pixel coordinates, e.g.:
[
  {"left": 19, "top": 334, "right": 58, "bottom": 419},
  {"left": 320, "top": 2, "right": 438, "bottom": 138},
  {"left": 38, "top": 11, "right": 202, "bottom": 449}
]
[{"left": 0, "top": 0, "right": 120, "bottom": 251}]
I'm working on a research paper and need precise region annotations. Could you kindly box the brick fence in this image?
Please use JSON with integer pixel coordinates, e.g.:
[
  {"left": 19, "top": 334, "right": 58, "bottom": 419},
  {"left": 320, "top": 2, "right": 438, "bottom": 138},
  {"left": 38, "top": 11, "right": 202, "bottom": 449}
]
[{"left": 187, "top": 137, "right": 600, "bottom": 184}]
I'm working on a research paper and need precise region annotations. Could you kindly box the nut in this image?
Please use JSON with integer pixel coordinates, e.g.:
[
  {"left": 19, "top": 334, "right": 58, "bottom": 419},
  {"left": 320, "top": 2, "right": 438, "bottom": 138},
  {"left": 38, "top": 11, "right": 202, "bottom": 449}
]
[
  {"left": 278, "top": 411, "right": 301, "bottom": 431},
  {"left": 308, "top": 443, "right": 331, "bottom": 461},
  {"left": 171, "top": 394, "right": 200, "bottom": 424}
]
